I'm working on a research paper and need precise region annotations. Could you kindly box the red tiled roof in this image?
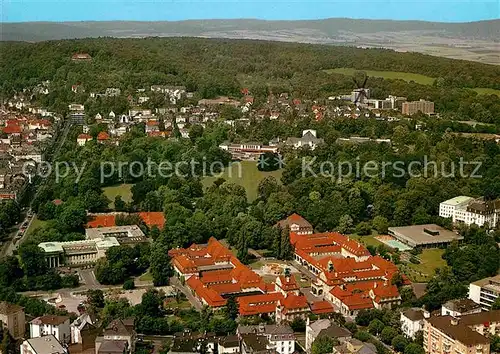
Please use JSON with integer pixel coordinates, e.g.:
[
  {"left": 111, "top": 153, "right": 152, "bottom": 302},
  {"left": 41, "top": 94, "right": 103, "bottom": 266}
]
[
  {"left": 277, "top": 276, "right": 299, "bottom": 292},
  {"left": 281, "top": 294, "right": 308, "bottom": 310},
  {"left": 78, "top": 134, "right": 92, "bottom": 140},
  {"left": 97, "top": 131, "right": 110, "bottom": 140},
  {"left": 187, "top": 276, "right": 227, "bottom": 307},
  {"left": 2, "top": 125, "right": 22, "bottom": 134},
  {"left": 238, "top": 293, "right": 284, "bottom": 316},
  {"left": 310, "top": 300, "right": 335, "bottom": 315}
]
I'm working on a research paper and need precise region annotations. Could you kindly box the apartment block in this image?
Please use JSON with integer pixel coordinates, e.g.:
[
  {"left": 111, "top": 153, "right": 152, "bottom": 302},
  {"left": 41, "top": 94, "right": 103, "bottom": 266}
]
[
  {"left": 0, "top": 301, "right": 26, "bottom": 339},
  {"left": 423, "top": 311, "right": 500, "bottom": 354},
  {"left": 469, "top": 275, "right": 500, "bottom": 310},
  {"left": 402, "top": 99, "right": 434, "bottom": 115}
]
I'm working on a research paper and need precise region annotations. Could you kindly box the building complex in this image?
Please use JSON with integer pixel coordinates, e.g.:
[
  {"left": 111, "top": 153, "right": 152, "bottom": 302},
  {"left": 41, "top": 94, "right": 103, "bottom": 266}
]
[{"left": 439, "top": 196, "right": 500, "bottom": 228}]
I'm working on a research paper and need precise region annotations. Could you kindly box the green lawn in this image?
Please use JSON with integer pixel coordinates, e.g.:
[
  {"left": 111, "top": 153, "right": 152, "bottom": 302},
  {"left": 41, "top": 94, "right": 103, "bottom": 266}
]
[
  {"left": 404, "top": 249, "right": 446, "bottom": 282},
  {"left": 325, "top": 68, "right": 435, "bottom": 85},
  {"left": 473, "top": 87, "right": 500, "bottom": 96},
  {"left": 25, "top": 216, "right": 48, "bottom": 238},
  {"left": 138, "top": 271, "right": 153, "bottom": 282},
  {"left": 202, "top": 161, "right": 283, "bottom": 202},
  {"left": 103, "top": 184, "right": 133, "bottom": 208},
  {"left": 350, "top": 233, "right": 384, "bottom": 248}
]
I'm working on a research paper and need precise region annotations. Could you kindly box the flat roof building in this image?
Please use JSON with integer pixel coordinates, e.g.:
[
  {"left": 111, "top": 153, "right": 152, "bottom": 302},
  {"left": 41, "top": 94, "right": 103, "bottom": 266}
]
[
  {"left": 439, "top": 196, "right": 500, "bottom": 228},
  {"left": 388, "top": 224, "right": 463, "bottom": 248},
  {"left": 469, "top": 274, "right": 500, "bottom": 310}
]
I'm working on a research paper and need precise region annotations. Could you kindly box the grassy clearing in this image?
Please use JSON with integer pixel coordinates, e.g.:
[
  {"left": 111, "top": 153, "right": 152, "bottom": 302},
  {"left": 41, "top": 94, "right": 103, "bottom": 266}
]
[
  {"left": 25, "top": 216, "right": 48, "bottom": 238},
  {"left": 403, "top": 249, "right": 446, "bottom": 282},
  {"left": 103, "top": 184, "right": 133, "bottom": 208},
  {"left": 138, "top": 272, "right": 153, "bottom": 282},
  {"left": 473, "top": 87, "right": 500, "bottom": 96},
  {"left": 202, "top": 161, "right": 283, "bottom": 202},
  {"left": 350, "top": 233, "right": 384, "bottom": 248},
  {"left": 325, "top": 68, "right": 435, "bottom": 85}
]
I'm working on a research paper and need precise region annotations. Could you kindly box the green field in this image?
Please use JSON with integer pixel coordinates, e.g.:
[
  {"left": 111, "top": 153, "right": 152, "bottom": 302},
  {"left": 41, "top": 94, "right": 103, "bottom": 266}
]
[
  {"left": 350, "top": 233, "right": 384, "bottom": 248},
  {"left": 473, "top": 87, "right": 500, "bottom": 96},
  {"left": 325, "top": 67, "right": 435, "bottom": 85},
  {"left": 326, "top": 68, "right": 500, "bottom": 96},
  {"left": 202, "top": 161, "right": 283, "bottom": 202},
  {"left": 103, "top": 184, "right": 133, "bottom": 208},
  {"left": 404, "top": 249, "right": 446, "bottom": 282}
]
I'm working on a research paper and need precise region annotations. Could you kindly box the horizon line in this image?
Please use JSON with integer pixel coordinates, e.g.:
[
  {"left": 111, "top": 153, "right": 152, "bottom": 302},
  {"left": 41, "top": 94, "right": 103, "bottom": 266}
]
[{"left": 3, "top": 17, "right": 499, "bottom": 25}]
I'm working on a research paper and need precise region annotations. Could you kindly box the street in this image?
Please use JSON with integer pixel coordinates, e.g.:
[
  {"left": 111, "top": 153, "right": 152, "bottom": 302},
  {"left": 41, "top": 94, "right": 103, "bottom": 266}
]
[{"left": 170, "top": 276, "right": 203, "bottom": 310}]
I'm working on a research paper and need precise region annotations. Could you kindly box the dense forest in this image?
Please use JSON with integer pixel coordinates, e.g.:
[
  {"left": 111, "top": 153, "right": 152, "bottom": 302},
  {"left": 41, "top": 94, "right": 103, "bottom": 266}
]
[{"left": 1, "top": 38, "right": 500, "bottom": 123}]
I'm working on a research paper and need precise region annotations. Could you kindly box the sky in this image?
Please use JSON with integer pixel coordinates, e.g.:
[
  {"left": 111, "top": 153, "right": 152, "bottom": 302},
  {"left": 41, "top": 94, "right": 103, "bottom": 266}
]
[{"left": 1, "top": 0, "right": 499, "bottom": 23}]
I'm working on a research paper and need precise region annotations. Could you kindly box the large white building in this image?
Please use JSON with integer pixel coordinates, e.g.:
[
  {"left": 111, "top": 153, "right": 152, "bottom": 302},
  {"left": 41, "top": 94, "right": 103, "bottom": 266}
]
[
  {"left": 30, "top": 315, "right": 71, "bottom": 344},
  {"left": 469, "top": 274, "right": 500, "bottom": 310},
  {"left": 400, "top": 309, "right": 424, "bottom": 340},
  {"left": 439, "top": 196, "right": 500, "bottom": 228}
]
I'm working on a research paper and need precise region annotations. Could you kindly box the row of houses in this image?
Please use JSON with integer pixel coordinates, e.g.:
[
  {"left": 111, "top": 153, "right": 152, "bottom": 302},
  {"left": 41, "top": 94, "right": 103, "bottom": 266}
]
[{"left": 0, "top": 300, "right": 136, "bottom": 354}]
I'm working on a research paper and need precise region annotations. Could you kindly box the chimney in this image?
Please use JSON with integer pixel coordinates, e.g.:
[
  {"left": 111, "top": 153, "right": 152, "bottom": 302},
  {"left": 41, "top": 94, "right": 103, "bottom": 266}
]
[
  {"left": 450, "top": 317, "right": 459, "bottom": 326},
  {"left": 374, "top": 282, "right": 377, "bottom": 288},
  {"left": 423, "top": 310, "right": 430, "bottom": 319}
]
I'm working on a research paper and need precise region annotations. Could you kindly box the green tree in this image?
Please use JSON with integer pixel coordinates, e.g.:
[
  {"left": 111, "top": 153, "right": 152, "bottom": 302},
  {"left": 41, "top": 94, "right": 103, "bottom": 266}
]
[
  {"left": 123, "top": 279, "right": 135, "bottom": 290},
  {"left": 19, "top": 243, "right": 48, "bottom": 277},
  {"left": 114, "top": 195, "right": 127, "bottom": 211},
  {"left": 86, "top": 289, "right": 105, "bottom": 308},
  {"left": 225, "top": 296, "right": 239, "bottom": 321},
  {"left": 372, "top": 216, "right": 389, "bottom": 234},
  {"left": 368, "top": 319, "right": 385, "bottom": 335},
  {"left": 338, "top": 214, "right": 353, "bottom": 234},
  {"left": 491, "top": 297, "right": 500, "bottom": 310},
  {"left": 150, "top": 243, "right": 173, "bottom": 286},
  {"left": 312, "top": 336, "right": 338, "bottom": 354},
  {"left": 404, "top": 343, "right": 425, "bottom": 354},
  {"left": 290, "top": 317, "right": 306, "bottom": 332},
  {"left": 392, "top": 335, "right": 410, "bottom": 353},
  {"left": 355, "top": 221, "right": 372, "bottom": 236},
  {"left": 380, "top": 327, "right": 398, "bottom": 344}
]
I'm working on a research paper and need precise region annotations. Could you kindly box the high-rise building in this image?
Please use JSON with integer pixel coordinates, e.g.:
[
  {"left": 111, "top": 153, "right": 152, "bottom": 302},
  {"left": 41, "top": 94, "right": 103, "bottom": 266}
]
[{"left": 402, "top": 99, "right": 434, "bottom": 115}]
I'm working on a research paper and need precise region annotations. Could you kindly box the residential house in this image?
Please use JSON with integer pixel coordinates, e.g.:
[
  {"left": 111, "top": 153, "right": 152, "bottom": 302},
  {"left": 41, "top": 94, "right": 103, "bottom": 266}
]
[
  {"left": 400, "top": 308, "right": 424, "bottom": 339},
  {"left": 70, "top": 313, "right": 98, "bottom": 350},
  {"left": 20, "top": 335, "right": 67, "bottom": 354},
  {"left": 441, "top": 299, "right": 482, "bottom": 317},
  {"left": 240, "top": 333, "right": 275, "bottom": 354},
  {"left": 97, "top": 318, "right": 136, "bottom": 353},
  {"left": 0, "top": 301, "right": 26, "bottom": 339},
  {"left": 305, "top": 319, "right": 351, "bottom": 352},
  {"left": 218, "top": 335, "right": 240, "bottom": 354},
  {"left": 333, "top": 338, "right": 377, "bottom": 354},
  {"left": 30, "top": 315, "right": 71, "bottom": 344},
  {"left": 275, "top": 213, "right": 313, "bottom": 235},
  {"left": 77, "top": 134, "right": 92, "bottom": 146},
  {"left": 169, "top": 331, "right": 217, "bottom": 354},
  {"left": 238, "top": 324, "right": 295, "bottom": 354}
]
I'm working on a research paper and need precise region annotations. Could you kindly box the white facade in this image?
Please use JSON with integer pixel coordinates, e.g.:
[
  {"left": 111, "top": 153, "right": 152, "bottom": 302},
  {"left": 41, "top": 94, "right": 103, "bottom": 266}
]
[
  {"left": 469, "top": 275, "right": 500, "bottom": 310},
  {"left": 400, "top": 310, "right": 424, "bottom": 339},
  {"left": 30, "top": 317, "right": 71, "bottom": 344},
  {"left": 439, "top": 196, "right": 499, "bottom": 227}
]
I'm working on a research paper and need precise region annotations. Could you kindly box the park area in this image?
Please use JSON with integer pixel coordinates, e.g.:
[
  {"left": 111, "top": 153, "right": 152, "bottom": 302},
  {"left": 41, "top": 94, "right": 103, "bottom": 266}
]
[
  {"left": 202, "top": 161, "right": 283, "bottom": 202},
  {"left": 326, "top": 67, "right": 500, "bottom": 96},
  {"left": 103, "top": 183, "right": 133, "bottom": 208},
  {"left": 400, "top": 249, "right": 447, "bottom": 283}
]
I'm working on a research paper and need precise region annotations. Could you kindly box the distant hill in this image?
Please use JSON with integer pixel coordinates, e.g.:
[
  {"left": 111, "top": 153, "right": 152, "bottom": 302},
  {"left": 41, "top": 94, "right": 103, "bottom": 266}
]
[{"left": 1, "top": 18, "right": 499, "bottom": 64}]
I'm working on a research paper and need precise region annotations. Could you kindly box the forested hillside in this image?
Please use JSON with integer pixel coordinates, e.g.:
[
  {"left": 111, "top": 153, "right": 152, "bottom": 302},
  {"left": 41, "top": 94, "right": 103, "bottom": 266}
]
[{"left": 1, "top": 37, "right": 500, "bottom": 123}]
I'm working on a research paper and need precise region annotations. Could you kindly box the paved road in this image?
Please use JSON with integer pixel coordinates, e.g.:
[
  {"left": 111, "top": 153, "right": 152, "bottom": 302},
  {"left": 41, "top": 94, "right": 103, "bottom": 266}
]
[
  {"left": 170, "top": 276, "right": 203, "bottom": 310},
  {"left": 1, "top": 117, "right": 72, "bottom": 259}
]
